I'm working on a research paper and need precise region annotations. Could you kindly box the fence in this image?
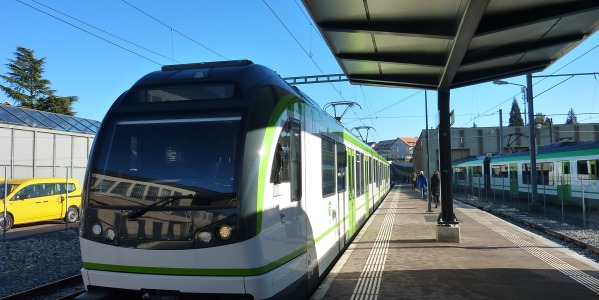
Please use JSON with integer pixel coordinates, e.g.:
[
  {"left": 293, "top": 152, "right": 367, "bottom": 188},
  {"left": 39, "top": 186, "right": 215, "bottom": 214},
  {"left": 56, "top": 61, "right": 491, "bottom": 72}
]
[{"left": 453, "top": 174, "right": 599, "bottom": 230}]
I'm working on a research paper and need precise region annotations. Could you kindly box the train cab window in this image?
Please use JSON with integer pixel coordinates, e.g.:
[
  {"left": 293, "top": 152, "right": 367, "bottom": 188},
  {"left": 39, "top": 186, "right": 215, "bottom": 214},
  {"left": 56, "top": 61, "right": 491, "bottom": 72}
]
[
  {"left": 336, "top": 142, "right": 347, "bottom": 193},
  {"left": 577, "top": 160, "right": 598, "bottom": 180},
  {"left": 271, "top": 121, "right": 291, "bottom": 184},
  {"left": 321, "top": 136, "right": 336, "bottom": 197}
]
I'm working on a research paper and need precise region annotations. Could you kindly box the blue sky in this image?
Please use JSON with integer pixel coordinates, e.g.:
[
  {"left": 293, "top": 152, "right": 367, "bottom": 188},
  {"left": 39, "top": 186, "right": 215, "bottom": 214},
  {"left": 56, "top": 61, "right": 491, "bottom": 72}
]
[{"left": 1, "top": 0, "right": 598, "bottom": 142}]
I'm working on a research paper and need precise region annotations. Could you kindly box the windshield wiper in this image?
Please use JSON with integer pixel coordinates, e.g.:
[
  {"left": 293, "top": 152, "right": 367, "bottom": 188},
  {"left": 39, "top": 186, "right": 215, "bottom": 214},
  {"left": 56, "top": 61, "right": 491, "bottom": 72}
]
[{"left": 127, "top": 194, "right": 194, "bottom": 220}]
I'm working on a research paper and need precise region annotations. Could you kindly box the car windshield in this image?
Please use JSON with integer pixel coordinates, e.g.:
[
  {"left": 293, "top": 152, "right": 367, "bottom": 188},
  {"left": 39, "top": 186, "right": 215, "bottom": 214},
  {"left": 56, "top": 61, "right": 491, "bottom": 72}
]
[
  {"left": 88, "top": 116, "right": 241, "bottom": 207},
  {"left": 0, "top": 184, "right": 19, "bottom": 200}
]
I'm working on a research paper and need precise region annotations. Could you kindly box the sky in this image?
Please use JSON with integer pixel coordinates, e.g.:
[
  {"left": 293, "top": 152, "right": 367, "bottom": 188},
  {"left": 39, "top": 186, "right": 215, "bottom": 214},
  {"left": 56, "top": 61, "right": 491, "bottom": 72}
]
[{"left": 1, "top": 0, "right": 598, "bottom": 143}]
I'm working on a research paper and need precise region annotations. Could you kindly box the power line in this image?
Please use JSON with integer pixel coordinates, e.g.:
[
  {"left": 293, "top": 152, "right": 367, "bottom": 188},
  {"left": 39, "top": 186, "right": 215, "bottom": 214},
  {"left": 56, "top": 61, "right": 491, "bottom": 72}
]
[
  {"left": 121, "top": 0, "right": 228, "bottom": 61},
  {"left": 27, "top": 0, "right": 180, "bottom": 64},
  {"left": 16, "top": 0, "right": 162, "bottom": 65},
  {"left": 262, "top": 0, "right": 348, "bottom": 101}
]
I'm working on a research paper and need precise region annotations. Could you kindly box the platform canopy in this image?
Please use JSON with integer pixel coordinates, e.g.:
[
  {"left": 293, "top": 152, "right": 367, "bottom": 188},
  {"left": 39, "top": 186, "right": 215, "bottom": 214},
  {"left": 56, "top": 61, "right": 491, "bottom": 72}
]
[{"left": 302, "top": 0, "right": 599, "bottom": 90}]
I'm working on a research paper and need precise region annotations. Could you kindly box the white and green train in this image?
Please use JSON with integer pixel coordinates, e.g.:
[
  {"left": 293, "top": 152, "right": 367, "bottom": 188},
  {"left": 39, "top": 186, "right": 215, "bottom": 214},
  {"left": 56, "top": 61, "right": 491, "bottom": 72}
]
[
  {"left": 77, "top": 60, "right": 391, "bottom": 299},
  {"left": 453, "top": 141, "right": 599, "bottom": 221}
]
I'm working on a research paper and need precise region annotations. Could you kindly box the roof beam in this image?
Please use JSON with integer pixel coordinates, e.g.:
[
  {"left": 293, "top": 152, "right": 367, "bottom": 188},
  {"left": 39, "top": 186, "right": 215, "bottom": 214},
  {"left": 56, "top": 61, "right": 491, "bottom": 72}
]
[
  {"left": 439, "top": 0, "right": 490, "bottom": 89},
  {"left": 319, "top": 20, "right": 455, "bottom": 39},
  {"left": 463, "top": 33, "right": 584, "bottom": 66},
  {"left": 452, "top": 60, "right": 550, "bottom": 88},
  {"left": 338, "top": 52, "right": 445, "bottom": 68},
  {"left": 477, "top": 1, "right": 599, "bottom": 36},
  {"left": 350, "top": 74, "right": 438, "bottom": 89}
]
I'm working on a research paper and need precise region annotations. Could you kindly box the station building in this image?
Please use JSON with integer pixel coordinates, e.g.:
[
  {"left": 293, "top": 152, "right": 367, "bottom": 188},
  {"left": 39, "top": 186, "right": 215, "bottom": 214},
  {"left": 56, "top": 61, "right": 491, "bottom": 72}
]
[
  {"left": 413, "top": 123, "right": 599, "bottom": 177},
  {"left": 0, "top": 103, "right": 100, "bottom": 184}
]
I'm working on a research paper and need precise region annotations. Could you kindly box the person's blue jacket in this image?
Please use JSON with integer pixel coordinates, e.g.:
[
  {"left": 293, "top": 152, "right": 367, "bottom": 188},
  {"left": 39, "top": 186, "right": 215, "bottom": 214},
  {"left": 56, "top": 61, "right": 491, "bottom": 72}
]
[{"left": 416, "top": 174, "right": 428, "bottom": 188}]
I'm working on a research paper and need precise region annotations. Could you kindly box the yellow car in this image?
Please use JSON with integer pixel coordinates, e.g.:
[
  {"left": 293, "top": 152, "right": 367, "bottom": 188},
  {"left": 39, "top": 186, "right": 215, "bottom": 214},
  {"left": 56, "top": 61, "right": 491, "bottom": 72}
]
[{"left": 0, "top": 178, "right": 81, "bottom": 231}]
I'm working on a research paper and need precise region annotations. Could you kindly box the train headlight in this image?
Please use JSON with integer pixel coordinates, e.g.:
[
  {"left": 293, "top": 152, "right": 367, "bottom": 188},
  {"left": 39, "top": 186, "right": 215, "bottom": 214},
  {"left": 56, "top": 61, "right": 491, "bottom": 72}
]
[
  {"left": 195, "top": 231, "right": 213, "bottom": 245},
  {"left": 90, "top": 222, "right": 102, "bottom": 237},
  {"left": 217, "top": 225, "right": 233, "bottom": 241},
  {"left": 104, "top": 227, "right": 117, "bottom": 242}
]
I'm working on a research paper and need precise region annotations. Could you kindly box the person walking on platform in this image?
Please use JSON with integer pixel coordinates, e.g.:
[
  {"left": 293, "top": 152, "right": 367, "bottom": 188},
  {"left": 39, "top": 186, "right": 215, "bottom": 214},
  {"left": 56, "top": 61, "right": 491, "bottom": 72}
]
[
  {"left": 411, "top": 172, "right": 417, "bottom": 190},
  {"left": 430, "top": 170, "right": 440, "bottom": 208},
  {"left": 416, "top": 171, "right": 428, "bottom": 199}
]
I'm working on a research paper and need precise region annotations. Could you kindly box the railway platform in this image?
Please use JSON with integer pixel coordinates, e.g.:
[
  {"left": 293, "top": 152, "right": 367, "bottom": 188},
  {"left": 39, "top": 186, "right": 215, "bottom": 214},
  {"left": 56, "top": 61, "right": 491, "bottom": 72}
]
[{"left": 311, "top": 183, "right": 599, "bottom": 299}]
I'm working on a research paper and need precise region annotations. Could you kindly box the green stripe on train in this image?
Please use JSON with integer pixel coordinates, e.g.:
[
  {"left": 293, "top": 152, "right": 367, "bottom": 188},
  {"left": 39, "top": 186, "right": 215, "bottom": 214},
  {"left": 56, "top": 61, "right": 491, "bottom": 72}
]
[
  {"left": 83, "top": 214, "right": 352, "bottom": 277},
  {"left": 256, "top": 95, "right": 302, "bottom": 234}
]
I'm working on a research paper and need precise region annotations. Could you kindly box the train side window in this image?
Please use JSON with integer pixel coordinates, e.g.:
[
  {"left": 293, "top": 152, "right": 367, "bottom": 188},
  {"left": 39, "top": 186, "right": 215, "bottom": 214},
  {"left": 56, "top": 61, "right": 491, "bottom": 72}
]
[
  {"left": 321, "top": 135, "right": 336, "bottom": 197},
  {"left": 337, "top": 142, "right": 347, "bottom": 193},
  {"left": 289, "top": 118, "right": 302, "bottom": 201},
  {"left": 541, "top": 162, "right": 554, "bottom": 185},
  {"left": 577, "top": 160, "right": 598, "bottom": 180},
  {"left": 492, "top": 165, "right": 508, "bottom": 178},
  {"left": 356, "top": 151, "right": 363, "bottom": 196},
  {"left": 522, "top": 164, "right": 531, "bottom": 184}
]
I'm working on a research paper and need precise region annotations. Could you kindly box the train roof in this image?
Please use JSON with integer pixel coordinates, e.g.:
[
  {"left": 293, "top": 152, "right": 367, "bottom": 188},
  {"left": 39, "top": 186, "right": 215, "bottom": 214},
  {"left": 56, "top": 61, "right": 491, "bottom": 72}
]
[
  {"left": 116, "top": 60, "right": 384, "bottom": 162},
  {"left": 452, "top": 155, "right": 487, "bottom": 167},
  {"left": 487, "top": 140, "right": 599, "bottom": 163}
]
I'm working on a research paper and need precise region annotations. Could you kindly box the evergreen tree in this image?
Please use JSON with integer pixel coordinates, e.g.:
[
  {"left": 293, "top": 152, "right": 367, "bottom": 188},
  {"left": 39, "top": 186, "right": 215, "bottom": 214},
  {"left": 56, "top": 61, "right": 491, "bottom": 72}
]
[
  {"left": 565, "top": 108, "right": 578, "bottom": 124},
  {"left": 508, "top": 98, "right": 524, "bottom": 126},
  {"left": 534, "top": 113, "right": 549, "bottom": 126},
  {"left": 0, "top": 46, "right": 77, "bottom": 115}
]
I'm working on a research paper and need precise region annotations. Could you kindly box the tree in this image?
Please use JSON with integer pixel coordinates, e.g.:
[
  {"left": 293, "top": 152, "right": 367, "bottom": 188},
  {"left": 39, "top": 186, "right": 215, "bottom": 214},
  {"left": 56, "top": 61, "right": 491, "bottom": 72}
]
[
  {"left": 565, "top": 108, "right": 578, "bottom": 124},
  {"left": 472, "top": 122, "right": 477, "bottom": 128},
  {"left": 533, "top": 113, "right": 551, "bottom": 126},
  {"left": 508, "top": 98, "right": 524, "bottom": 126},
  {"left": 0, "top": 46, "right": 77, "bottom": 115}
]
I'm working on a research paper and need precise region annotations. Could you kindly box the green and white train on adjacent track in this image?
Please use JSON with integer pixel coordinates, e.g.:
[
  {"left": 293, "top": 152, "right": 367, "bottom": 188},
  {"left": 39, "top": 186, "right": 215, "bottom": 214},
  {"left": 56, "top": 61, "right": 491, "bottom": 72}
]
[
  {"left": 453, "top": 141, "right": 599, "bottom": 221},
  {"left": 77, "top": 60, "right": 391, "bottom": 300}
]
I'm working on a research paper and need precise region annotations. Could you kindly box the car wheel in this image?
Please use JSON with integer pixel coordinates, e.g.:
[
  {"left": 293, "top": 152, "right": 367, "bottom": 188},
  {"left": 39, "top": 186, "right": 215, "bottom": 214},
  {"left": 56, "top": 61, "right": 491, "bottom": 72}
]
[
  {"left": 65, "top": 206, "right": 79, "bottom": 223},
  {"left": 0, "top": 214, "right": 13, "bottom": 231}
]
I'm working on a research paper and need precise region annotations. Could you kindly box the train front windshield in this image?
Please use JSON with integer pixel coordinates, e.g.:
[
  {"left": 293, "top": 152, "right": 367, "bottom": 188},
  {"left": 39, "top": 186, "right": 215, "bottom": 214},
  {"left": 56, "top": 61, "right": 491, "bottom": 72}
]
[{"left": 88, "top": 116, "right": 241, "bottom": 207}]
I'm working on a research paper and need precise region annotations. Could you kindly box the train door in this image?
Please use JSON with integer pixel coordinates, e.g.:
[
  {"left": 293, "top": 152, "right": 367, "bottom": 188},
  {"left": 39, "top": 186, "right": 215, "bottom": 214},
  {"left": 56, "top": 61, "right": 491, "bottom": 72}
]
[
  {"left": 467, "top": 166, "right": 474, "bottom": 197},
  {"left": 347, "top": 148, "right": 356, "bottom": 237},
  {"left": 336, "top": 142, "right": 347, "bottom": 250},
  {"left": 509, "top": 163, "right": 519, "bottom": 200},
  {"left": 557, "top": 160, "right": 572, "bottom": 201},
  {"left": 364, "top": 156, "right": 370, "bottom": 217}
]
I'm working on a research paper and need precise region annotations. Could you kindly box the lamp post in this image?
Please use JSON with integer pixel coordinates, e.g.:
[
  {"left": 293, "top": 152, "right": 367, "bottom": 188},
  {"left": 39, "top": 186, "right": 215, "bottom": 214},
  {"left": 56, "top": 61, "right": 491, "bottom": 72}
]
[
  {"left": 493, "top": 74, "right": 539, "bottom": 211},
  {"left": 493, "top": 80, "right": 527, "bottom": 125}
]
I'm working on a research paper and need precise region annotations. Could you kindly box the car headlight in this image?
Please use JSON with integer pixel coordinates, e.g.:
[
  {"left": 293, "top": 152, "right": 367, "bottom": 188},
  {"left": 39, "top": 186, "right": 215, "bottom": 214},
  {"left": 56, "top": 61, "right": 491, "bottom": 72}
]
[
  {"left": 90, "top": 222, "right": 102, "bottom": 237},
  {"left": 104, "top": 227, "right": 117, "bottom": 242},
  {"left": 195, "top": 231, "right": 212, "bottom": 245},
  {"left": 217, "top": 225, "right": 233, "bottom": 241}
]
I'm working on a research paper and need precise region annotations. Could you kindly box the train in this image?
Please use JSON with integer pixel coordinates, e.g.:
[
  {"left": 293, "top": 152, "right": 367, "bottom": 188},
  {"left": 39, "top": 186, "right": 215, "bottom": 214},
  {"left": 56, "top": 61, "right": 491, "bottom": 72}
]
[
  {"left": 77, "top": 60, "right": 391, "bottom": 299},
  {"left": 452, "top": 140, "right": 599, "bottom": 223}
]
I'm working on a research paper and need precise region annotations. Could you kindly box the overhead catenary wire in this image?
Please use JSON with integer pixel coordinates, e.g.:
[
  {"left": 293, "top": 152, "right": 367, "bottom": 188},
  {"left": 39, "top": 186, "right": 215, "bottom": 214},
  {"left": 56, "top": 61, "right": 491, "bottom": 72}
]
[
  {"left": 16, "top": 0, "right": 162, "bottom": 65},
  {"left": 121, "top": 0, "right": 228, "bottom": 61},
  {"left": 26, "top": 0, "right": 181, "bottom": 64}
]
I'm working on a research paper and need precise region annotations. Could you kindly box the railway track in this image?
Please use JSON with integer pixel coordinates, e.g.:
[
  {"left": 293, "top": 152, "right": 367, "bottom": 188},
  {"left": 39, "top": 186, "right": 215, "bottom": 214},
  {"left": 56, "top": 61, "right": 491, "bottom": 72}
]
[{"left": 0, "top": 274, "right": 84, "bottom": 300}]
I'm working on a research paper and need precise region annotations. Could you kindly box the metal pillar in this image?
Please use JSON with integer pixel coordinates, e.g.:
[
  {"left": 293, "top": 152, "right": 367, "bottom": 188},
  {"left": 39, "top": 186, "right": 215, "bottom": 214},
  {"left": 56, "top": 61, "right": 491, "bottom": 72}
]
[
  {"left": 499, "top": 109, "right": 503, "bottom": 154},
  {"left": 438, "top": 89, "right": 458, "bottom": 224},
  {"left": 425, "top": 91, "right": 432, "bottom": 212},
  {"left": 527, "top": 73, "right": 539, "bottom": 210}
]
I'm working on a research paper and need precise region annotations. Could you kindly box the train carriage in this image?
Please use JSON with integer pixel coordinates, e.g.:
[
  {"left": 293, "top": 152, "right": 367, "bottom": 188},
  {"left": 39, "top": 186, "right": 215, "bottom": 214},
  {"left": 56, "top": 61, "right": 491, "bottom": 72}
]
[
  {"left": 78, "top": 60, "right": 390, "bottom": 300},
  {"left": 452, "top": 141, "right": 599, "bottom": 224}
]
